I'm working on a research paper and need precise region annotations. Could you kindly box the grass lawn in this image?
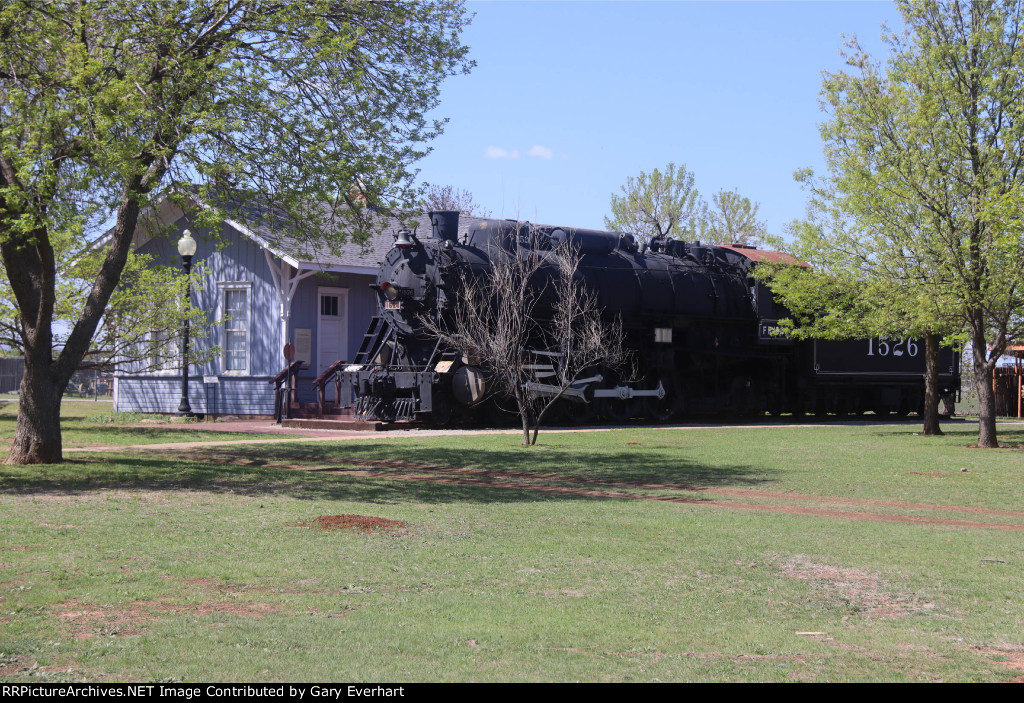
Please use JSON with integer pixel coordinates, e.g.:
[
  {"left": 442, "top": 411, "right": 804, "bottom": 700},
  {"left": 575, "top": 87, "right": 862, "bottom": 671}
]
[
  {"left": 0, "top": 396, "right": 296, "bottom": 450},
  {"left": 1, "top": 418, "right": 1023, "bottom": 682}
]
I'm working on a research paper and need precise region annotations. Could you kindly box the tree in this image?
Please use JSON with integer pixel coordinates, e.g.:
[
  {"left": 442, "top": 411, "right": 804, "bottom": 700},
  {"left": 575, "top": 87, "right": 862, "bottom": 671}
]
[
  {"left": 604, "top": 163, "right": 704, "bottom": 245},
  {"left": 421, "top": 184, "right": 492, "bottom": 217},
  {"left": 421, "top": 226, "right": 628, "bottom": 446},
  {"left": 767, "top": 0, "right": 1024, "bottom": 448},
  {"left": 759, "top": 173, "right": 963, "bottom": 435},
  {"left": 605, "top": 165, "right": 779, "bottom": 250},
  {"left": 0, "top": 1, "right": 472, "bottom": 463},
  {"left": 1, "top": 245, "right": 215, "bottom": 374},
  {"left": 698, "top": 188, "right": 780, "bottom": 248}
]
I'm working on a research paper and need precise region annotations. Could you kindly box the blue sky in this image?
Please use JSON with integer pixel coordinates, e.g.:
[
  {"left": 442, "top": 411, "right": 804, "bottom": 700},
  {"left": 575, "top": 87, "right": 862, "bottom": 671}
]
[{"left": 415, "top": 0, "right": 905, "bottom": 238}]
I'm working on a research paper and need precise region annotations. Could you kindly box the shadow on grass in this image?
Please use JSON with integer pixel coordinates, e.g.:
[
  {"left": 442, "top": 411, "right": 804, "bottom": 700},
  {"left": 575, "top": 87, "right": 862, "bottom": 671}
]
[
  {"left": 0, "top": 441, "right": 772, "bottom": 506},
  {"left": 62, "top": 425, "right": 251, "bottom": 441},
  {"left": 0, "top": 417, "right": 278, "bottom": 449}
]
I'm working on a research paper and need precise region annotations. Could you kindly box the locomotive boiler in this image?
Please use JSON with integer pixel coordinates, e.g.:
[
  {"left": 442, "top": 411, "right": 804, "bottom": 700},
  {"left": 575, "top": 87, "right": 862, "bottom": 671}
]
[{"left": 339, "top": 211, "right": 960, "bottom": 424}]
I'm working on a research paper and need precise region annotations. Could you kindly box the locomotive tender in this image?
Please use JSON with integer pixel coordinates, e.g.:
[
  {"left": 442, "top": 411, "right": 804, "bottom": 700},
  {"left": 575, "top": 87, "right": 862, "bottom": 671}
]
[{"left": 340, "top": 211, "right": 960, "bottom": 424}]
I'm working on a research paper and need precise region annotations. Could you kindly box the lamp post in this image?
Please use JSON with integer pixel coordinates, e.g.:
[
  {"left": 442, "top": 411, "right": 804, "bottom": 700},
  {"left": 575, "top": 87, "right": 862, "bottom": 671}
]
[{"left": 177, "top": 229, "right": 197, "bottom": 417}]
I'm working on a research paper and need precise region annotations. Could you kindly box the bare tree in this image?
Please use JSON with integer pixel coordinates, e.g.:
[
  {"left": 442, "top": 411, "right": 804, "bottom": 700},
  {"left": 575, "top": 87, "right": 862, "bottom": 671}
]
[
  {"left": 422, "top": 184, "right": 492, "bottom": 217},
  {"left": 421, "top": 228, "right": 627, "bottom": 445}
]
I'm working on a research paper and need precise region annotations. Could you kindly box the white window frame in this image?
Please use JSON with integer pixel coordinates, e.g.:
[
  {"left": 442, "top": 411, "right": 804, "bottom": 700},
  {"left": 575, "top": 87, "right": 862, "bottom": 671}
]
[
  {"left": 218, "top": 281, "right": 253, "bottom": 375},
  {"left": 149, "top": 328, "right": 179, "bottom": 375}
]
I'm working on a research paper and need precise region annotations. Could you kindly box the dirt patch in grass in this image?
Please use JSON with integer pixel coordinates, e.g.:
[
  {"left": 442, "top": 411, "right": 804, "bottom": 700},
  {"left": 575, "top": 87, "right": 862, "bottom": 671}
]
[
  {"left": 55, "top": 597, "right": 282, "bottom": 639},
  {"left": 780, "top": 557, "right": 936, "bottom": 619},
  {"left": 973, "top": 645, "right": 1024, "bottom": 681},
  {"left": 0, "top": 655, "right": 26, "bottom": 677},
  {"left": 36, "top": 522, "right": 95, "bottom": 529},
  {"left": 295, "top": 514, "right": 408, "bottom": 533}
]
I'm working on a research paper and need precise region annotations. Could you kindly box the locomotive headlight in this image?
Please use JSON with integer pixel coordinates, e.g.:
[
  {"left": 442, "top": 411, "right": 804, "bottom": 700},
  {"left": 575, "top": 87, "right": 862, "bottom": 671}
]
[{"left": 380, "top": 282, "right": 414, "bottom": 301}]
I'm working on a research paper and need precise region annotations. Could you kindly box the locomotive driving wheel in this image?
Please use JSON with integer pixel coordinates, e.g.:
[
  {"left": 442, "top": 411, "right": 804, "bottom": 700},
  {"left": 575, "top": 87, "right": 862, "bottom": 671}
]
[
  {"left": 594, "top": 370, "right": 636, "bottom": 423},
  {"left": 559, "top": 399, "right": 598, "bottom": 425},
  {"left": 600, "top": 397, "right": 637, "bottom": 423},
  {"left": 484, "top": 395, "right": 519, "bottom": 427},
  {"left": 427, "top": 391, "right": 456, "bottom": 428},
  {"left": 643, "top": 374, "right": 681, "bottom": 423}
]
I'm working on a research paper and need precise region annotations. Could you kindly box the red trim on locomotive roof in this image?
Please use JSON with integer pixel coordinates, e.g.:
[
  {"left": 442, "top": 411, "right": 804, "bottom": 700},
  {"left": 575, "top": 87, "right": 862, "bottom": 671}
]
[{"left": 717, "top": 245, "right": 808, "bottom": 267}]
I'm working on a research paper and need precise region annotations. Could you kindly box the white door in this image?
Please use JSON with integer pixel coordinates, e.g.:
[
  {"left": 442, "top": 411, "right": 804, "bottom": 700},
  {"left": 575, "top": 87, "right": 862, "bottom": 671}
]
[{"left": 317, "top": 287, "right": 348, "bottom": 398}]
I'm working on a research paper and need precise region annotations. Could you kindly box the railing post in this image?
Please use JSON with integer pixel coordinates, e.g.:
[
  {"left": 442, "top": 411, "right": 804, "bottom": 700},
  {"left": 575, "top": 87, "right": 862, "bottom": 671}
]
[
  {"left": 290, "top": 363, "right": 300, "bottom": 406},
  {"left": 284, "top": 364, "right": 293, "bottom": 420}
]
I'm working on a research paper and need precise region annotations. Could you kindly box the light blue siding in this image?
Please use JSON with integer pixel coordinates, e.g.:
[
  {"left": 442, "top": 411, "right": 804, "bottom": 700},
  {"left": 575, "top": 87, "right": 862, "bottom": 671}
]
[
  {"left": 115, "top": 216, "right": 380, "bottom": 414},
  {"left": 288, "top": 271, "right": 377, "bottom": 383},
  {"left": 115, "top": 375, "right": 275, "bottom": 416}
]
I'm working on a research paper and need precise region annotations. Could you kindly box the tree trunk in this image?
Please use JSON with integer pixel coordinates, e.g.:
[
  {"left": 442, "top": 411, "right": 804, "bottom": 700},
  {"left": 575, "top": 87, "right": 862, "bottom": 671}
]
[
  {"left": 520, "top": 410, "right": 531, "bottom": 446},
  {"left": 519, "top": 401, "right": 532, "bottom": 446},
  {"left": 972, "top": 331, "right": 998, "bottom": 449},
  {"left": 530, "top": 399, "right": 556, "bottom": 445},
  {"left": 5, "top": 359, "right": 65, "bottom": 464},
  {"left": 921, "top": 331, "right": 943, "bottom": 436},
  {"left": 1, "top": 180, "right": 148, "bottom": 464}
]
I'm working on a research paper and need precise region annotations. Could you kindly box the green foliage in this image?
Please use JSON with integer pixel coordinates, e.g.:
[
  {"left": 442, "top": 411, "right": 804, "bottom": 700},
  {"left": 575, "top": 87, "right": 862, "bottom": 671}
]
[
  {"left": 761, "top": 0, "right": 1024, "bottom": 447},
  {"left": 85, "top": 252, "right": 219, "bottom": 372},
  {"left": 698, "top": 188, "right": 780, "bottom": 248},
  {"left": 759, "top": 181, "right": 963, "bottom": 345},
  {"left": 0, "top": 1, "right": 473, "bottom": 462},
  {"left": 605, "top": 163, "right": 780, "bottom": 249},
  {"left": 604, "top": 163, "right": 704, "bottom": 244},
  {"left": 0, "top": 0, "right": 474, "bottom": 245}
]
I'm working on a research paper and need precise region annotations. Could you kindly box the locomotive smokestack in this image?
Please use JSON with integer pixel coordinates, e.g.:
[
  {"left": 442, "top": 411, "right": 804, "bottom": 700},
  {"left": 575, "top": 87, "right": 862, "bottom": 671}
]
[{"left": 430, "top": 210, "right": 460, "bottom": 243}]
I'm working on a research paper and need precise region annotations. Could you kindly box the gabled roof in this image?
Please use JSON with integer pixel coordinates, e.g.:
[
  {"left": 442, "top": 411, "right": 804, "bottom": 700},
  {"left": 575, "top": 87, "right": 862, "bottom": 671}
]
[
  {"left": 100, "top": 188, "right": 493, "bottom": 274},
  {"left": 717, "top": 244, "right": 807, "bottom": 267},
  {"left": 230, "top": 209, "right": 492, "bottom": 274}
]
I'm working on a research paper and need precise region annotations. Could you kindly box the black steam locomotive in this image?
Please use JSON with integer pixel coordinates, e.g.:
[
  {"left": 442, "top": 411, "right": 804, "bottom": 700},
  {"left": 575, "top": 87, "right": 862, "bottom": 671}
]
[{"left": 340, "top": 211, "right": 960, "bottom": 424}]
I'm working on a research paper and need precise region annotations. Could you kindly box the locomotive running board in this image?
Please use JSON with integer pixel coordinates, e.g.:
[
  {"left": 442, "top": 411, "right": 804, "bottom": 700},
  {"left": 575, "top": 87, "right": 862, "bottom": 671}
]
[
  {"left": 524, "top": 379, "right": 666, "bottom": 402},
  {"left": 592, "top": 381, "right": 666, "bottom": 400}
]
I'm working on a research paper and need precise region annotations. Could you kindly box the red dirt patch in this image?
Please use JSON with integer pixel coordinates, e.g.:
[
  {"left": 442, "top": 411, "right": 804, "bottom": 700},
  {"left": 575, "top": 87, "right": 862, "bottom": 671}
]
[
  {"left": 0, "top": 655, "right": 26, "bottom": 677},
  {"left": 973, "top": 646, "right": 1024, "bottom": 681},
  {"left": 299, "top": 514, "right": 408, "bottom": 533},
  {"left": 56, "top": 597, "right": 281, "bottom": 639}
]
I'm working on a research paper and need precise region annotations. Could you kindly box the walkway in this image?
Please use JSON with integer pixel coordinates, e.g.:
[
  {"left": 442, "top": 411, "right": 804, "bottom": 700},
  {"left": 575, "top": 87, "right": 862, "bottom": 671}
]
[{"left": 60, "top": 416, "right": 989, "bottom": 454}]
